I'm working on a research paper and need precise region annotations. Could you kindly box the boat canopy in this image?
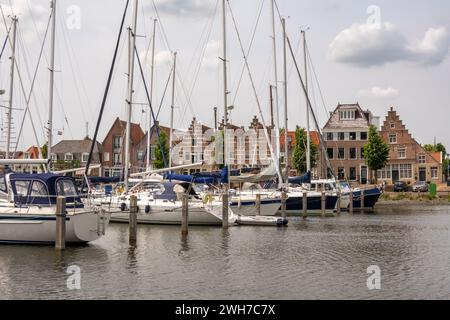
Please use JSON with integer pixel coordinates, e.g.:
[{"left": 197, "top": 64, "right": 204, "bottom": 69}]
[
  {"left": 288, "top": 171, "right": 311, "bottom": 185},
  {"left": 8, "top": 173, "right": 83, "bottom": 207},
  {"left": 153, "top": 182, "right": 199, "bottom": 201}
]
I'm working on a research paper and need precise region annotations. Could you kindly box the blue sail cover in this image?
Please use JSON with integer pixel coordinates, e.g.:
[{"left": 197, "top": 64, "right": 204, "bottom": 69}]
[
  {"left": 165, "top": 167, "right": 230, "bottom": 184},
  {"left": 288, "top": 171, "right": 311, "bottom": 185},
  {"left": 88, "top": 176, "right": 120, "bottom": 184}
]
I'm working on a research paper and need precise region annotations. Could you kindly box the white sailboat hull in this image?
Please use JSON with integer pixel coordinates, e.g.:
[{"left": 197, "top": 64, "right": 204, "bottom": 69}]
[
  {"left": 110, "top": 200, "right": 233, "bottom": 226},
  {"left": 230, "top": 200, "right": 281, "bottom": 216},
  {"left": 0, "top": 209, "right": 110, "bottom": 244}
]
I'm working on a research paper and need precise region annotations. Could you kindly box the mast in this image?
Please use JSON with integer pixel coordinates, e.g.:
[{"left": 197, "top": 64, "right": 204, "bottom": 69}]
[
  {"left": 169, "top": 51, "right": 177, "bottom": 168},
  {"left": 5, "top": 16, "right": 17, "bottom": 160},
  {"left": 146, "top": 18, "right": 157, "bottom": 170},
  {"left": 221, "top": 0, "right": 229, "bottom": 228},
  {"left": 270, "top": 0, "right": 282, "bottom": 188},
  {"left": 47, "top": 0, "right": 57, "bottom": 162},
  {"left": 282, "top": 18, "right": 289, "bottom": 187},
  {"left": 303, "top": 29, "right": 311, "bottom": 173},
  {"left": 124, "top": 0, "right": 139, "bottom": 193}
]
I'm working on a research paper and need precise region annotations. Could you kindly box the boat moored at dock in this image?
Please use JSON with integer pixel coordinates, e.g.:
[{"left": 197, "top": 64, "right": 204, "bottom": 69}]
[{"left": 0, "top": 172, "right": 109, "bottom": 244}]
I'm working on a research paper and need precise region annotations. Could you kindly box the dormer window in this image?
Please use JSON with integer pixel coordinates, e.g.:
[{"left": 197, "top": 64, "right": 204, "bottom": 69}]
[
  {"left": 24, "top": 152, "right": 31, "bottom": 159},
  {"left": 339, "top": 110, "right": 356, "bottom": 120}
]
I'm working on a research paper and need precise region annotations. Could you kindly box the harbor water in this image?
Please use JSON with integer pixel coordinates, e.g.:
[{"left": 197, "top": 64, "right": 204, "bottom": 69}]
[{"left": 1, "top": 205, "right": 450, "bottom": 300}]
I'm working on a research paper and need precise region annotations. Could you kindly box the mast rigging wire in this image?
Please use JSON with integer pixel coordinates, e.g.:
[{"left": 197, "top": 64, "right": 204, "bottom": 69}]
[
  {"left": 0, "top": 24, "right": 10, "bottom": 60},
  {"left": 226, "top": 0, "right": 283, "bottom": 184},
  {"left": 134, "top": 45, "right": 168, "bottom": 168},
  {"left": 85, "top": 0, "right": 130, "bottom": 176}
]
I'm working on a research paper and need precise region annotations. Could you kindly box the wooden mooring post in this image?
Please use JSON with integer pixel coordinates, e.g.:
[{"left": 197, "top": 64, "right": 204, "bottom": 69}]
[
  {"left": 321, "top": 191, "right": 326, "bottom": 217},
  {"left": 55, "top": 196, "right": 66, "bottom": 250},
  {"left": 336, "top": 191, "right": 341, "bottom": 216},
  {"left": 182, "top": 194, "right": 189, "bottom": 235},
  {"left": 360, "top": 188, "right": 365, "bottom": 213},
  {"left": 281, "top": 191, "right": 287, "bottom": 219},
  {"left": 222, "top": 191, "right": 229, "bottom": 229},
  {"left": 349, "top": 190, "right": 354, "bottom": 214},
  {"left": 302, "top": 192, "right": 308, "bottom": 219},
  {"left": 256, "top": 194, "right": 261, "bottom": 216},
  {"left": 129, "top": 195, "right": 138, "bottom": 244}
]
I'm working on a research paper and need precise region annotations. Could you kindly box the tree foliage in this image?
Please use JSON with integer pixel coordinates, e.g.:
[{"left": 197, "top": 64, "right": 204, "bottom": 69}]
[
  {"left": 52, "top": 159, "right": 81, "bottom": 171},
  {"left": 154, "top": 130, "right": 169, "bottom": 169},
  {"left": 363, "top": 126, "right": 390, "bottom": 182},
  {"left": 41, "top": 144, "right": 48, "bottom": 159},
  {"left": 424, "top": 142, "right": 448, "bottom": 179},
  {"left": 291, "top": 126, "right": 318, "bottom": 174}
]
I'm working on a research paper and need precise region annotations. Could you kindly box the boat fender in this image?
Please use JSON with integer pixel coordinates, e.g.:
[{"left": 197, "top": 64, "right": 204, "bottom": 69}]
[
  {"left": 145, "top": 205, "right": 151, "bottom": 214},
  {"left": 120, "top": 202, "right": 127, "bottom": 212}
]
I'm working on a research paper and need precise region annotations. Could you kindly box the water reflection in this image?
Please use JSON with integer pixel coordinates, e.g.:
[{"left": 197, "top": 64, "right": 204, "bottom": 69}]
[{"left": 1, "top": 208, "right": 450, "bottom": 299}]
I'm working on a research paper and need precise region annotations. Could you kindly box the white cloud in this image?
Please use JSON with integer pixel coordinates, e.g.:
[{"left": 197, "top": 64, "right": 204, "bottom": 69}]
[
  {"left": 358, "top": 87, "right": 400, "bottom": 99},
  {"left": 328, "top": 22, "right": 450, "bottom": 67},
  {"left": 202, "top": 40, "right": 219, "bottom": 69},
  {"left": 144, "top": 0, "right": 211, "bottom": 17},
  {"left": 0, "top": 1, "right": 49, "bottom": 42},
  {"left": 408, "top": 27, "right": 450, "bottom": 66},
  {"left": 154, "top": 50, "right": 173, "bottom": 66}
]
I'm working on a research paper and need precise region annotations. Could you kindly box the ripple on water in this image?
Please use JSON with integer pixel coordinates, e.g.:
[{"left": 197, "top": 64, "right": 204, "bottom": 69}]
[{"left": 1, "top": 208, "right": 450, "bottom": 299}]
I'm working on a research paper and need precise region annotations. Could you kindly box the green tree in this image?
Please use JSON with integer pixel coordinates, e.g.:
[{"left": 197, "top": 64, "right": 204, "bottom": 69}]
[
  {"left": 154, "top": 130, "right": 169, "bottom": 169},
  {"left": 41, "top": 144, "right": 48, "bottom": 159},
  {"left": 363, "top": 125, "right": 390, "bottom": 183},
  {"left": 291, "top": 126, "right": 318, "bottom": 174},
  {"left": 424, "top": 142, "right": 448, "bottom": 180}
]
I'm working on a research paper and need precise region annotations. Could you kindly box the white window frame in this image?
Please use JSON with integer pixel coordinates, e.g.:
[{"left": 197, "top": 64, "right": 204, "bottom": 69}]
[
  {"left": 64, "top": 153, "right": 73, "bottom": 161},
  {"left": 389, "top": 133, "right": 397, "bottom": 144},
  {"left": 349, "top": 148, "right": 357, "bottom": 160},
  {"left": 397, "top": 148, "right": 406, "bottom": 159},
  {"left": 51, "top": 153, "right": 57, "bottom": 161},
  {"left": 82, "top": 153, "right": 89, "bottom": 163},
  {"left": 431, "top": 167, "right": 438, "bottom": 179},
  {"left": 418, "top": 155, "right": 426, "bottom": 164},
  {"left": 103, "top": 152, "right": 110, "bottom": 162}
]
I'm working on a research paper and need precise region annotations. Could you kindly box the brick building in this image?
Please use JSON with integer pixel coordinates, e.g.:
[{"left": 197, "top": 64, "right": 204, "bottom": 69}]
[
  {"left": 101, "top": 117, "right": 145, "bottom": 177},
  {"left": 377, "top": 107, "right": 443, "bottom": 184},
  {"left": 135, "top": 121, "right": 171, "bottom": 171},
  {"left": 321, "top": 103, "right": 380, "bottom": 184}
]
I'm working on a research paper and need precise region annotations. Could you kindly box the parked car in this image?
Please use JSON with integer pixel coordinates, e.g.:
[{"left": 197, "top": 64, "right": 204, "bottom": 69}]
[
  {"left": 412, "top": 181, "right": 428, "bottom": 192},
  {"left": 393, "top": 181, "right": 409, "bottom": 192}
]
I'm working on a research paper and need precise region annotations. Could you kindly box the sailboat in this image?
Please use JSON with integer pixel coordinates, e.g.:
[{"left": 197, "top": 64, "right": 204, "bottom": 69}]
[
  {"left": 102, "top": 0, "right": 234, "bottom": 226},
  {"left": 0, "top": 1, "right": 109, "bottom": 244}
]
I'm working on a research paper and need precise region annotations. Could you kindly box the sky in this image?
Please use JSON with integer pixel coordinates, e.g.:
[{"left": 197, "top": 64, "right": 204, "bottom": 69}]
[{"left": 0, "top": 0, "right": 449, "bottom": 152}]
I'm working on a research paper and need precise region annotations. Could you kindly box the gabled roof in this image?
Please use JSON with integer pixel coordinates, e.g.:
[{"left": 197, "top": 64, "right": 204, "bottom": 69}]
[
  {"left": 430, "top": 151, "right": 443, "bottom": 164},
  {"left": 323, "top": 103, "right": 373, "bottom": 130},
  {"left": 102, "top": 117, "right": 145, "bottom": 144},
  {"left": 17, "top": 146, "right": 40, "bottom": 159},
  {"left": 52, "top": 139, "right": 102, "bottom": 154},
  {"left": 280, "top": 130, "right": 321, "bottom": 149}
]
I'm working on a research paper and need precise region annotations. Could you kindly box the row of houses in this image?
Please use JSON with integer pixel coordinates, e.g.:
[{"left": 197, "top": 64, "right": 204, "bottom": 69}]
[
  {"left": 6, "top": 104, "right": 444, "bottom": 185},
  {"left": 316, "top": 104, "right": 443, "bottom": 184}
]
